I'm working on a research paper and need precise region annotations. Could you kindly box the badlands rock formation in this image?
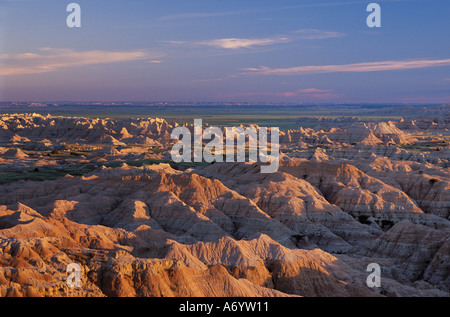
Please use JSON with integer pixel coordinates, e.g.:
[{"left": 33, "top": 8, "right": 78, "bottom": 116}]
[{"left": 0, "top": 113, "right": 449, "bottom": 297}]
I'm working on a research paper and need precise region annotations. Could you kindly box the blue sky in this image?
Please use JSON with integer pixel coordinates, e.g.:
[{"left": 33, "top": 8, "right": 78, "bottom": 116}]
[{"left": 1, "top": 0, "right": 450, "bottom": 103}]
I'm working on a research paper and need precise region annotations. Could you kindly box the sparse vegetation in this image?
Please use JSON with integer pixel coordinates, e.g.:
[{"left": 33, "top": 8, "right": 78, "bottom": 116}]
[
  {"left": 0, "top": 165, "right": 97, "bottom": 184},
  {"left": 400, "top": 140, "right": 448, "bottom": 153},
  {"left": 0, "top": 109, "right": 448, "bottom": 297}
]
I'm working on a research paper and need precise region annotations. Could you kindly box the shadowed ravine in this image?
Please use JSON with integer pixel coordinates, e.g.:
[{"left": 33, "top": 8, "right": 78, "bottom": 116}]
[{"left": 0, "top": 112, "right": 449, "bottom": 297}]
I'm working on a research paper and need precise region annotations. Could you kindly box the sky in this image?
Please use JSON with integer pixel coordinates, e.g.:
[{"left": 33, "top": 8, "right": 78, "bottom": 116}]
[{"left": 0, "top": 0, "right": 450, "bottom": 103}]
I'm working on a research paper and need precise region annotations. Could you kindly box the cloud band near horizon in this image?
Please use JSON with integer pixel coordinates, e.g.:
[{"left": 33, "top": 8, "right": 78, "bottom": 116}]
[
  {"left": 0, "top": 48, "right": 162, "bottom": 76},
  {"left": 241, "top": 58, "right": 450, "bottom": 76}
]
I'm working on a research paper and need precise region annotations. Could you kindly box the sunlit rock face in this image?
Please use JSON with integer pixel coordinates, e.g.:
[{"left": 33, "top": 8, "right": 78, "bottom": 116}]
[{"left": 0, "top": 113, "right": 449, "bottom": 297}]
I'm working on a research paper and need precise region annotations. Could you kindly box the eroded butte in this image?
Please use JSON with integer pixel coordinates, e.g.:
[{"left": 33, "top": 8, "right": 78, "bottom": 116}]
[{"left": 0, "top": 112, "right": 449, "bottom": 297}]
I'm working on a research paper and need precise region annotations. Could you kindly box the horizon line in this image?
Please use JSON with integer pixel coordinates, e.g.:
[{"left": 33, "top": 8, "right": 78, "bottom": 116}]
[{"left": 0, "top": 101, "right": 448, "bottom": 106}]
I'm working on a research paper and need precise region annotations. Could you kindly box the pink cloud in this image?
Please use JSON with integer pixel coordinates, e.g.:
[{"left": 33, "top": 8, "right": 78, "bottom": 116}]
[
  {"left": 197, "top": 36, "right": 290, "bottom": 49},
  {"left": 297, "top": 88, "right": 331, "bottom": 93},
  {"left": 241, "top": 58, "right": 450, "bottom": 76},
  {"left": 0, "top": 48, "right": 161, "bottom": 76},
  {"left": 196, "top": 29, "right": 343, "bottom": 50}
]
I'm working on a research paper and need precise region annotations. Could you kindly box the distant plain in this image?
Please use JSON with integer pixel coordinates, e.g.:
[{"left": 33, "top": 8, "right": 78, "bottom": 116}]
[{"left": 1, "top": 103, "right": 441, "bottom": 130}]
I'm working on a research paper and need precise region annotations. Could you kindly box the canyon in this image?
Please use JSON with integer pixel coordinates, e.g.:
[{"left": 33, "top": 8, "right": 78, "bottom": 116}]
[{"left": 0, "top": 108, "right": 449, "bottom": 297}]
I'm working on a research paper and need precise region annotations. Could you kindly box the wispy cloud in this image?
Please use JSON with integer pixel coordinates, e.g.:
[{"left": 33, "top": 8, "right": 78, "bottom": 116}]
[
  {"left": 156, "top": 1, "right": 392, "bottom": 22},
  {"left": 293, "top": 29, "right": 345, "bottom": 40},
  {"left": 0, "top": 48, "right": 162, "bottom": 76},
  {"left": 197, "top": 36, "right": 290, "bottom": 50},
  {"left": 158, "top": 40, "right": 187, "bottom": 45},
  {"left": 217, "top": 88, "right": 341, "bottom": 100},
  {"left": 241, "top": 58, "right": 450, "bottom": 76},
  {"left": 157, "top": 11, "right": 243, "bottom": 21},
  {"left": 189, "top": 29, "right": 343, "bottom": 50}
]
